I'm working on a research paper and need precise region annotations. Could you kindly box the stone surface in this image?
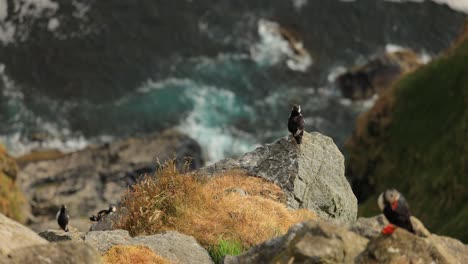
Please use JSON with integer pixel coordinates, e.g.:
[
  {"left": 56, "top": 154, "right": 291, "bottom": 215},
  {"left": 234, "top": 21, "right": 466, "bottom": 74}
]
[
  {"left": 39, "top": 229, "right": 84, "bottom": 242},
  {"left": 227, "top": 216, "right": 468, "bottom": 264},
  {"left": 0, "top": 213, "right": 48, "bottom": 255},
  {"left": 83, "top": 230, "right": 133, "bottom": 254},
  {"left": 5, "top": 241, "right": 101, "bottom": 264},
  {"left": 226, "top": 219, "right": 368, "bottom": 264},
  {"left": 84, "top": 230, "right": 213, "bottom": 264},
  {"left": 348, "top": 215, "right": 430, "bottom": 239},
  {"left": 29, "top": 218, "right": 92, "bottom": 233},
  {"left": 17, "top": 130, "right": 203, "bottom": 226},
  {"left": 89, "top": 208, "right": 127, "bottom": 232},
  {"left": 200, "top": 132, "right": 357, "bottom": 222},
  {"left": 131, "top": 231, "right": 213, "bottom": 264},
  {"left": 356, "top": 229, "right": 462, "bottom": 264},
  {"left": 336, "top": 49, "right": 422, "bottom": 100}
]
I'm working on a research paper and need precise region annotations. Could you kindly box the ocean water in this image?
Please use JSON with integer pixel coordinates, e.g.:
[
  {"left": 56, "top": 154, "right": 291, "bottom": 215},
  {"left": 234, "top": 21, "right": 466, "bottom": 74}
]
[{"left": 0, "top": 0, "right": 465, "bottom": 163}]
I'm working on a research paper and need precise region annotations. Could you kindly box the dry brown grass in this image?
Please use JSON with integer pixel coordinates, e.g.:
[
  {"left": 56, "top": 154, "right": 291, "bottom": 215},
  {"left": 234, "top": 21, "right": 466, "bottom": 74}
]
[
  {"left": 102, "top": 245, "right": 171, "bottom": 264},
  {"left": 0, "top": 144, "right": 25, "bottom": 222},
  {"left": 116, "top": 161, "right": 315, "bottom": 249}
]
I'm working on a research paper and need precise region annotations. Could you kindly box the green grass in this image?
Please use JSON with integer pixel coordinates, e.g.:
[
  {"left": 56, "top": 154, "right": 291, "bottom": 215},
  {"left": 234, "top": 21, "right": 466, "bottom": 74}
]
[
  {"left": 209, "top": 239, "right": 245, "bottom": 264},
  {"left": 348, "top": 35, "right": 468, "bottom": 242}
]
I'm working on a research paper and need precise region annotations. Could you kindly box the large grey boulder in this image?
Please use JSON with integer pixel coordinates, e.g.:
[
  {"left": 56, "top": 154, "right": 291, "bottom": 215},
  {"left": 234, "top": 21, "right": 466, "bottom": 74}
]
[
  {"left": 225, "top": 219, "right": 368, "bottom": 264},
  {"left": 131, "top": 231, "right": 213, "bottom": 264},
  {"left": 200, "top": 132, "right": 357, "bottom": 222},
  {"left": 227, "top": 216, "right": 468, "bottom": 264},
  {"left": 17, "top": 130, "right": 203, "bottom": 229},
  {"left": 84, "top": 230, "right": 213, "bottom": 264},
  {"left": 0, "top": 213, "right": 48, "bottom": 255},
  {"left": 4, "top": 242, "right": 101, "bottom": 264},
  {"left": 356, "top": 229, "right": 466, "bottom": 264}
]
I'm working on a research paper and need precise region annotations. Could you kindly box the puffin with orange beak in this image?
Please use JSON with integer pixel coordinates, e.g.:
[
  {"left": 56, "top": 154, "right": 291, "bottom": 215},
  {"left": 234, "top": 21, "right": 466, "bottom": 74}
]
[{"left": 377, "top": 189, "right": 415, "bottom": 235}]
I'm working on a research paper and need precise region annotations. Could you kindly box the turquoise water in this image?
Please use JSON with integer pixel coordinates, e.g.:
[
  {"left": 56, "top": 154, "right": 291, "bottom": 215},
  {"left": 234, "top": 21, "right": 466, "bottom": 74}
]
[{"left": 0, "top": 0, "right": 465, "bottom": 162}]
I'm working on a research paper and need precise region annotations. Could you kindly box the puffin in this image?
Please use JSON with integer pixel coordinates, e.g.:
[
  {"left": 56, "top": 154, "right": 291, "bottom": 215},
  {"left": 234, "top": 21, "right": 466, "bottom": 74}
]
[
  {"left": 56, "top": 204, "right": 69, "bottom": 232},
  {"left": 288, "top": 105, "right": 305, "bottom": 144},
  {"left": 377, "top": 189, "right": 415, "bottom": 235},
  {"left": 89, "top": 205, "right": 117, "bottom": 222}
]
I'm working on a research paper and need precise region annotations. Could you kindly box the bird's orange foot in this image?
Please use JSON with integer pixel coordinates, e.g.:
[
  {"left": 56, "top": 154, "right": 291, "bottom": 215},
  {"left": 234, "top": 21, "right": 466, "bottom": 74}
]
[{"left": 381, "top": 224, "right": 397, "bottom": 235}]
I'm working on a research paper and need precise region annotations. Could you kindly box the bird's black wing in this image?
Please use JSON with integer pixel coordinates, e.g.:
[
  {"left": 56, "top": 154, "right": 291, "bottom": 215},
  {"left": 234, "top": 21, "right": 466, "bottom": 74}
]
[
  {"left": 293, "top": 115, "right": 305, "bottom": 136},
  {"left": 383, "top": 198, "right": 414, "bottom": 233}
]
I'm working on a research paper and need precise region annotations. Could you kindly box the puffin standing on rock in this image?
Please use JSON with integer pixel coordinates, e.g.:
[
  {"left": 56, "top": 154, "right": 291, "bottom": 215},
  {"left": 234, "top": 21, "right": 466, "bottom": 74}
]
[
  {"left": 89, "top": 205, "right": 117, "bottom": 222},
  {"left": 288, "top": 105, "right": 305, "bottom": 144},
  {"left": 56, "top": 204, "right": 69, "bottom": 232},
  {"left": 378, "top": 189, "right": 415, "bottom": 235}
]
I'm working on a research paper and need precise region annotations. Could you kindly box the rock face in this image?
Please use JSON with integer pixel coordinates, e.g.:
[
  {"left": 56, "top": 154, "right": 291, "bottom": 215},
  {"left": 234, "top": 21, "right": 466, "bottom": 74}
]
[
  {"left": 0, "top": 146, "right": 27, "bottom": 222},
  {"left": 3, "top": 242, "right": 101, "bottom": 264},
  {"left": 226, "top": 219, "right": 368, "bottom": 264},
  {"left": 0, "top": 213, "right": 48, "bottom": 255},
  {"left": 226, "top": 216, "right": 468, "bottom": 264},
  {"left": 336, "top": 49, "right": 422, "bottom": 100},
  {"left": 83, "top": 230, "right": 213, "bottom": 264},
  {"left": 356, "top": 229, "right": 464, "bottom": 264},
  {"left": 200, "top": 132, "right": 357, "bottom": 222},
  {"left": 17, "top": 130, "right": 203, "bottom": 229}
]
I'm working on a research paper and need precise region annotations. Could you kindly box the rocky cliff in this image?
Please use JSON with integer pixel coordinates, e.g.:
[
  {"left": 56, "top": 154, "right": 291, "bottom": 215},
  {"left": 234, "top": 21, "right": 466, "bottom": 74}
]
[
  {"left": 346, "top": 32, "right": 468, "bottom": 241},
  {"left": 17, "top": 130, "right": 203, "bottom": 231},
  {"left": 225, "top": 216, "right": 468, "bottom": 264},
  {"left": 200, "top": 132, "right": 357, "bottom": 222}
]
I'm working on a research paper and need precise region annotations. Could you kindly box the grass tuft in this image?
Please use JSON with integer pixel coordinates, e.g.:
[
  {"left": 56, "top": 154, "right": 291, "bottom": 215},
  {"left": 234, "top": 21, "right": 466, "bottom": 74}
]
[
  {"left": 116, "top": 160, "right": 315, "bottom": 252},
  {"left": 209, "top": 239, "right": 245, "bottom": 264},
  {"left": 102, "top": 245, "right": 171, "bottom": 264},
  {"left": 0, "top": 144, "right": 25, "bottom": 222}
]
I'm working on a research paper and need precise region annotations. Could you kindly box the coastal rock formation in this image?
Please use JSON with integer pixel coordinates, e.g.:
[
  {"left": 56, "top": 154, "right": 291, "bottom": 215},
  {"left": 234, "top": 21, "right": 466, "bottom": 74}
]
[
  {"left": 200, "top": 131, "right": 357, "bottom": 222},
  {"left": 336, "top": 49, "right": 422, "bottom": 101},
  {"left": 225, "top": 220, "right": 368, "bottom": 264},
  {"left": 0, "top": 146, "right": 26, "bottom": 222},
  {"left": 2, "top": 242, "right": 101, "bottom": 264},
  {"left": 226, "top": 217, "right": 468, "bottom": 264},
  {"left": 345, "top": 34, "right": 468, "bottom": 242},
  {"left": 0, "top": 213, "right": 48, "bottom": 255},
  {"left": 17, "top": 130, "right": 203, "bottom": 230},
  {"left": 41, "top": 229, "right": 214, "bottom": 264}
]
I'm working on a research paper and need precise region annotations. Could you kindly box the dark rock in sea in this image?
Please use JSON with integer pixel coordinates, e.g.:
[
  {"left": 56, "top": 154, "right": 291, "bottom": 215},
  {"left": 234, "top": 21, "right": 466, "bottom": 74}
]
[
  {"left": 199, "top": 131, "right": 357, "bottom": 222},
  {"left": 17, "top": 130, "right": 203, "bottom": 229},
  {"left": 336, "top": 49, "right": 422, "bottom": 101}
]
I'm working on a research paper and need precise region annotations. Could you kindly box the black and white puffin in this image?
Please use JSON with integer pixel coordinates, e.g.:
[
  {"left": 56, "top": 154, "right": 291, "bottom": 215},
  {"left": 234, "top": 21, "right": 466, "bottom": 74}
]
[
  {"left": 378, "top": 189, "right": 415, "bottom": 235},
  {"left": 288, "top": 105, "right": 305, "bottom": 144},
  {"left": 89, "top": 205, "right": 117, "bottom": 222},
  {"left": 56, "top": 204, "right": 69, "bottom": 232}
]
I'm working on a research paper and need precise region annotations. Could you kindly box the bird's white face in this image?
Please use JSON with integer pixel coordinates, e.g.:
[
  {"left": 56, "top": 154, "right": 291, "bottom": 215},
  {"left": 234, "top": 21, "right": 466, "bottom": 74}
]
[
  {"left": 378, "top": 190, "right": 400, "bottom": 211},
  {"left": 110, "top": 206, "right": 117, "bottom": 212},
  {"left": 385, "top": 190, "right": 400, "bottom": 204},
  {"left": 298, "top": 105, "right": 301, "bottom": 113}
]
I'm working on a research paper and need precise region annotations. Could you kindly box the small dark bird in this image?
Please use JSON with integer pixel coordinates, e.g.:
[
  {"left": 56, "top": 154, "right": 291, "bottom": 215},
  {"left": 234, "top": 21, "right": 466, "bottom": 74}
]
[
  {"left": 89, "top": 205, "right": 117, "bottom": 222},
  {"left": 56, "top": 204, "right": 69, "bottom": 232},
  {"left": 288, "top": 105, "right": 305, "bottom": 144},
  {"left": 378, "top": 189, "right": 415, "bottom": 235}
]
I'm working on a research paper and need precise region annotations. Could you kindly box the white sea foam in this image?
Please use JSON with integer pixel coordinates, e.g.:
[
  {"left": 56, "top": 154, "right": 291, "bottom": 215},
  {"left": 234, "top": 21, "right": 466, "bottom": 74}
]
[
  {"left": 250, "top": 19, "right": 312, "bottom": 72},
  {"left": 384, "top": 0, "right": 468, "bottom": 14}
]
